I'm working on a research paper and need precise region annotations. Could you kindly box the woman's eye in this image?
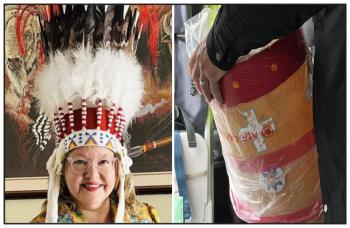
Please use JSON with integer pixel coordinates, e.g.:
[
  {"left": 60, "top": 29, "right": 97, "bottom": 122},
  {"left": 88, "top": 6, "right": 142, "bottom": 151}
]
[
  {"left": 73, "top": 160, "right": 87, "bottom": 165},
  {"left": 99, "top": 160, "right": 110, "bottom": 165}
]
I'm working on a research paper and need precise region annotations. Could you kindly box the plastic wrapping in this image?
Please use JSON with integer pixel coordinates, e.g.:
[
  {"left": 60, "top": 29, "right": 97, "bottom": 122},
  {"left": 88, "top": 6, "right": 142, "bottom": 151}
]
[
  {"left": 210, "top": 30, "right": 323, "bottom": 223},
  {"left": 184, "top": 7, "right": 323, "bottom": 223},
  {"left": 184, "top": 7, "right": 217, "bottom": 58}
]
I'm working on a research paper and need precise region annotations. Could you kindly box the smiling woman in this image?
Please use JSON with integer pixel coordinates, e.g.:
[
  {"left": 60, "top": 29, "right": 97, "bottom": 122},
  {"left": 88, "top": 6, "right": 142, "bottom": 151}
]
[
  {"left": 31, "top": 147, "right": 159, "bottom": 223},
  {"left": 18, "top": 4, "right": 162, "bottom": 223}
]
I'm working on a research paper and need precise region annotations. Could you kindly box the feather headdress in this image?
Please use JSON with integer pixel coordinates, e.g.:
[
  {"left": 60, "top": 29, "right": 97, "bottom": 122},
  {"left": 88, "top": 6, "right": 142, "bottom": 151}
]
[{"left": 30, "top": 4, "right": 145, "bottom": 223}]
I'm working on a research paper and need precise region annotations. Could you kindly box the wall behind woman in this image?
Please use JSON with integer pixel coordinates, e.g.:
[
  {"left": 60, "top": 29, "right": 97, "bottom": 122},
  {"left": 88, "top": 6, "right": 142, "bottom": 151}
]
[{"left": 5, "top": 194, "right": 172, "bottom": 223}]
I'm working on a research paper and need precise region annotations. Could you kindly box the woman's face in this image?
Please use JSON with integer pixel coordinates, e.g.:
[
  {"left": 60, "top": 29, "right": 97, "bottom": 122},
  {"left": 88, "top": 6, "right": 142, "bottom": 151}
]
[{"left": 64, "top": 146, "right": 117, "bottom": 210}]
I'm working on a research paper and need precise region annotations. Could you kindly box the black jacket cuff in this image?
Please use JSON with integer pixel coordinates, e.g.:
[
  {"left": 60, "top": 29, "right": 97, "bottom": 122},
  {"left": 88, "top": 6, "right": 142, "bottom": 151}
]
[{"left": 206, "top": 27, "right": 238, "bottom": 71}]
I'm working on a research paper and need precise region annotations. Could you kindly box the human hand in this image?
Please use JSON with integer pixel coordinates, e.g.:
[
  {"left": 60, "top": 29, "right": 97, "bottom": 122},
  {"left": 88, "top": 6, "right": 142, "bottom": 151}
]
[{"left": 188, "top": 40, "right": 227, "bottom": 104}]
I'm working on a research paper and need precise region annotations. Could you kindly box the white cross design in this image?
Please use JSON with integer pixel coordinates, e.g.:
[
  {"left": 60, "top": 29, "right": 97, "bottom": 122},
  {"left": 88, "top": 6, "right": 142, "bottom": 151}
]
[{"left": 239, "top": 109, "right": 275, "bottom": 153}]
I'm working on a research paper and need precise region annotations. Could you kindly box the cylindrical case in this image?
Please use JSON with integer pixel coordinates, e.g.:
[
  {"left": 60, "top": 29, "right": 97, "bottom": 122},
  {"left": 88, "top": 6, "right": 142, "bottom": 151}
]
[{"left": 211, "top": 30, "right": 323, "bottom": 223}]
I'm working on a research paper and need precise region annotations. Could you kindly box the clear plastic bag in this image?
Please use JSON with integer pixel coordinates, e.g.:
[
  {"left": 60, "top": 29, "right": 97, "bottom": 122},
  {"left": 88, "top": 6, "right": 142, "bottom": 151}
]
[
  {"left": 210, "top": 30, "right": 323, "bottom": 223},
  {"left": 184, "top": 7, "right": 217, "bottom": 58},
  {"left": 184, "top": 6, "right": 322, "bottom": 223}
]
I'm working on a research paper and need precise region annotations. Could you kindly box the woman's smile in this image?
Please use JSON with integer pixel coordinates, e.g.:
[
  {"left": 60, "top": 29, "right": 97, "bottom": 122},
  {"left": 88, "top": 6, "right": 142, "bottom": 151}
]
[{"left": 81, "top": 182, "right": 105, "bottom": 192}]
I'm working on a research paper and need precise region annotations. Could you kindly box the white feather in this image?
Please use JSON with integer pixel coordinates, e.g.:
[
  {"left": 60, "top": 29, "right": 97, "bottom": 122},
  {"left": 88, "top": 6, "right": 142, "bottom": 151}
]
[
  {"left": 35, "top": 53, "right": 65, "bottom": 119},
  {"left": 35, "top": 46, "right": 144, "bottom": 128},
  {"left": 118, "top": 52, "right": 144, "bottom": 126}
]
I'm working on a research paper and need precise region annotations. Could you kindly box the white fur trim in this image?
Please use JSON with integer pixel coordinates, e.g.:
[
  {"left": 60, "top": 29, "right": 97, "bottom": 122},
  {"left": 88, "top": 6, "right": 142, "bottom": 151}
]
[
  {"left": 45, "top": 141, "right": 66, "bottom": 223},
  {"left": 114, "top": 148, "right": 132, "bottom": 223},
  {"left": 120, "top": 147, "right": 132, "bottom": 174},
  {"left": 115, "top": 173, "right": 126, "bottom": 223}
]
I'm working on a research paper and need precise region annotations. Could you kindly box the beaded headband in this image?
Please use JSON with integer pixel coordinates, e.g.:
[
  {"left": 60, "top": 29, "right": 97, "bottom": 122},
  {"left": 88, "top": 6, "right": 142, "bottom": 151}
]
[{"left": 55, "top": 100, "right": 126, "bottom": 153}]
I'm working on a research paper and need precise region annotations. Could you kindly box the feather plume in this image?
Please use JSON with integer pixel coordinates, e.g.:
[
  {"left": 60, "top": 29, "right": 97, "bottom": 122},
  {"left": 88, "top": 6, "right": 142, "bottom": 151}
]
[
  {"left": 103, "top": 5, "right": 116, "bottom": 48},
  {"left": 44, "top": 5, "right": 65, "bottom": 52},
  {"left": 36, "top": 4, "right": 144, "bottom": 121},
  {"left": 67, "top": 5, "right": 86, "bottom": 49},
  {"left": 139, "top": 5, "right": 159, "bottom": 65},
  {"left": 35, "top": 46, "right": 143, "bottom": 126},
  {"left": 85, "top": 5, "right": 98, "bottom": 49}
]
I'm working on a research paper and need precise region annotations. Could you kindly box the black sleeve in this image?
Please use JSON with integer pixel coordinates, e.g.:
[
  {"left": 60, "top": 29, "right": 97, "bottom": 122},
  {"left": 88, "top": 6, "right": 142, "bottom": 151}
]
[{"left": 206, "top": 5, "right": 325, "bottom": 71}]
